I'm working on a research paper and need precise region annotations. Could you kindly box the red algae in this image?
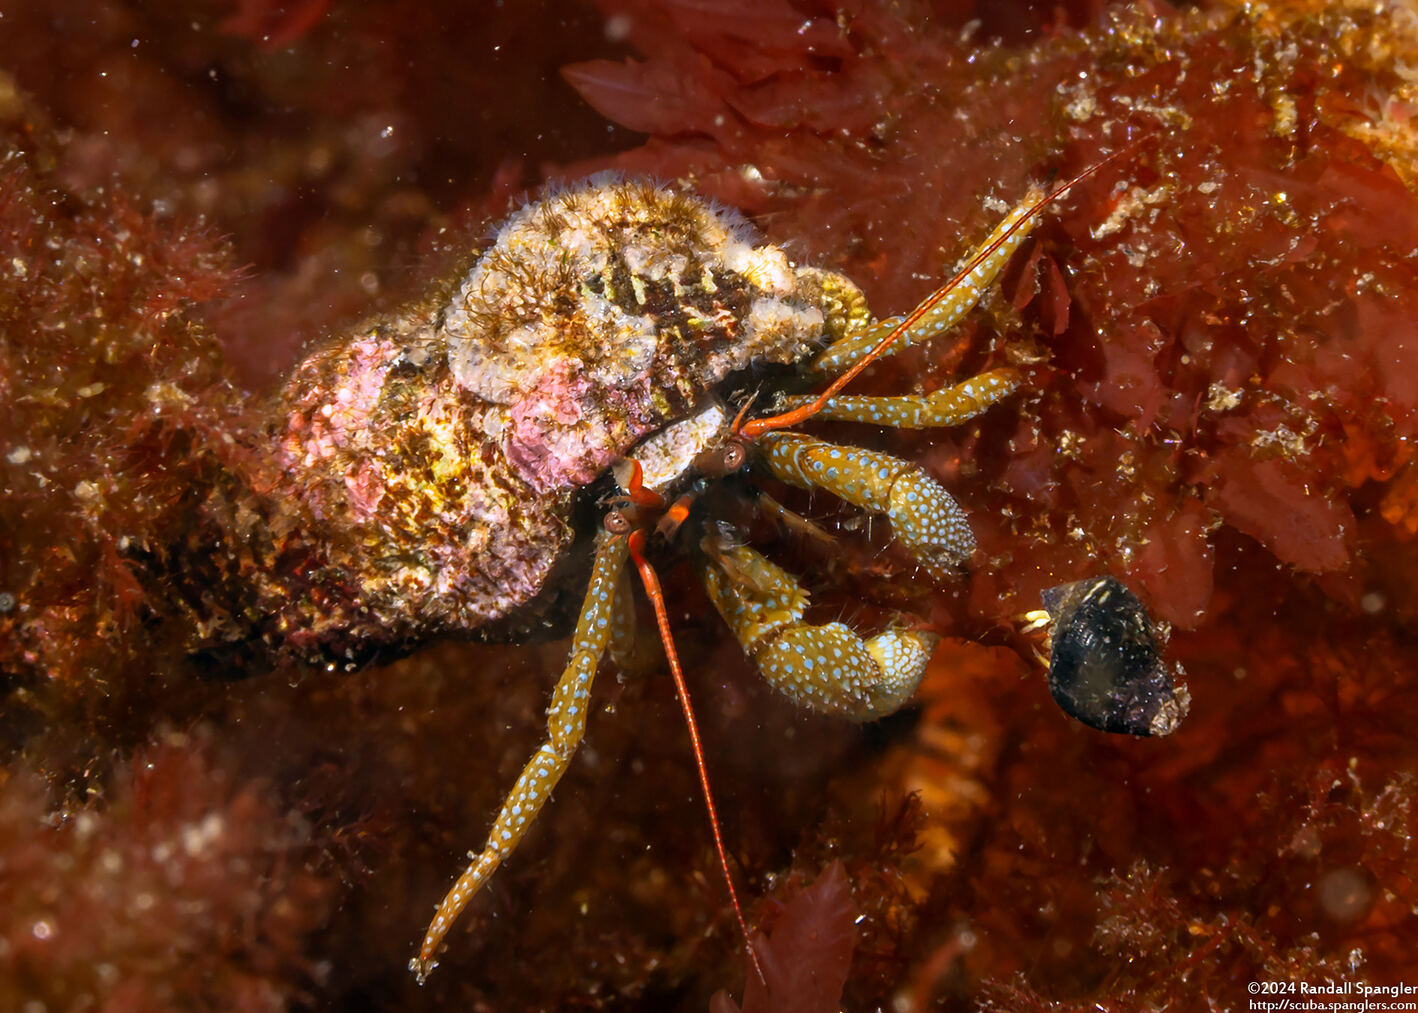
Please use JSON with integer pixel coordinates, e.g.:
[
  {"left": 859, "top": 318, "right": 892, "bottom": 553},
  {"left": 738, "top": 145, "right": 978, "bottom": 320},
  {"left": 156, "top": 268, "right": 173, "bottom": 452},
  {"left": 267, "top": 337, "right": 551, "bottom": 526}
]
[
  {"left": 0, "top": 104, "right": 247, "bottom": 704},
  {"left": 0, "top": 730, "right": 331, "bottom": 1009},
  {"left": 3, "top": 0, "right": 1418, "bottom": 1010},
  {"left": 710, "top": 861, "right": 857, "bottom": 1013}
]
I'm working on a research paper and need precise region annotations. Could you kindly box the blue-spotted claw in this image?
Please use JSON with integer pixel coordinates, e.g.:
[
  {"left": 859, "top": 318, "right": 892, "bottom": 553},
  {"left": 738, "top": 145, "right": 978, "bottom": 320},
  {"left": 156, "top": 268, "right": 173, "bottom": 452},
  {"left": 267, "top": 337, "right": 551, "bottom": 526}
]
[
  {"left": 757, "top": 432, "right": 976, "bottom": 577},
  {"left": 699, "top": 538, "right": 938, "bottom": 721}
]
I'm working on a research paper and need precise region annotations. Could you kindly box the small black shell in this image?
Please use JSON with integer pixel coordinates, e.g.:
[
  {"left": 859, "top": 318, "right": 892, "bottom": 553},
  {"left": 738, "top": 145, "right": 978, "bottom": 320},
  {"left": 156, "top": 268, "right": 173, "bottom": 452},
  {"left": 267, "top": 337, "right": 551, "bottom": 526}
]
[{"left": 1040, "top": 576, "right": 1190, "bottom": 737}]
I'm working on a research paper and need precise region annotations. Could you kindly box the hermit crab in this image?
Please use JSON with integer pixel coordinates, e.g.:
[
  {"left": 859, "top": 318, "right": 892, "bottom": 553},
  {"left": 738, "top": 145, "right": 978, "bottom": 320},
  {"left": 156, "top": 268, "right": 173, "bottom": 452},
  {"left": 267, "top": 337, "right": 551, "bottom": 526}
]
[
  {"left": 223, "top": 154, "right": 1164, "bottom": 981},
  {"left": 403, "top": 177, "right": 1037, "bottom": 980},
  {"left": 302, "top": 165, "right": 1125, "bottom": 981}
]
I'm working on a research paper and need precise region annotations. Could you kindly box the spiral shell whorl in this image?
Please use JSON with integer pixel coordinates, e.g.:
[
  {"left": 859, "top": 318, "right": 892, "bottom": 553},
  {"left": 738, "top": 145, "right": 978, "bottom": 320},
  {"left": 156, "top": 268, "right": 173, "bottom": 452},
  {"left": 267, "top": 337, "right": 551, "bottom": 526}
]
[{"left": 441, "top": 179, "right": 831, "bottom": 493}]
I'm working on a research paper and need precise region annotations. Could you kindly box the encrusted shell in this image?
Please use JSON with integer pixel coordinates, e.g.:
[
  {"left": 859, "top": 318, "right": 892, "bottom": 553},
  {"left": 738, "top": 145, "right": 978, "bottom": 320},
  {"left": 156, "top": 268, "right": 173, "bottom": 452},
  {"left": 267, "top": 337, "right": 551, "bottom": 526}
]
[
  {"left": 212, "top": 179, "right": 855, "bottom": 661},
  {"left": 441, "top": 178, "right": 832, "bottom": 493}
]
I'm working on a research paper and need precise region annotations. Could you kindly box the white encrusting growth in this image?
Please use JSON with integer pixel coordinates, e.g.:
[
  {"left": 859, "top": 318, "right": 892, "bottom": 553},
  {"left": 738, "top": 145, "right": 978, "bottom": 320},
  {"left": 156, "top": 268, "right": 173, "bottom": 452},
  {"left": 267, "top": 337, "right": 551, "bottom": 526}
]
[{"left": 441, "top": 179, "right": 826, "bottom": 410}]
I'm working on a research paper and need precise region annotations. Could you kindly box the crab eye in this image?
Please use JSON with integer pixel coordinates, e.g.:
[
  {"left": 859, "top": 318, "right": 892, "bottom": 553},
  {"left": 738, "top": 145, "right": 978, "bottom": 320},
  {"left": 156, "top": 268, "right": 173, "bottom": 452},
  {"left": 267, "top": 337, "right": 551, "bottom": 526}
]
[
  {"left": 695, "top": 440, "right": 747, "bottom": 477},
  {"left": 603, "top": 510, "right": 634, "bottom": 535},
  {"left": 719, "top": 441, "right": 746, "bottom": 473}
]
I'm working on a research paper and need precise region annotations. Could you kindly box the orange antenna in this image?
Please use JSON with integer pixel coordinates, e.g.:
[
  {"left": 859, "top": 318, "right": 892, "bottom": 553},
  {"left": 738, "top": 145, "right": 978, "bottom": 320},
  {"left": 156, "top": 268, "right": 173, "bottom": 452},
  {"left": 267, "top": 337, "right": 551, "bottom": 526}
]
[
  {"left": 738, "top": 142, "right": 1141, "bottom": 441},
  {"left": 627, "top": 529, "right": 767, "bottom": 986}
]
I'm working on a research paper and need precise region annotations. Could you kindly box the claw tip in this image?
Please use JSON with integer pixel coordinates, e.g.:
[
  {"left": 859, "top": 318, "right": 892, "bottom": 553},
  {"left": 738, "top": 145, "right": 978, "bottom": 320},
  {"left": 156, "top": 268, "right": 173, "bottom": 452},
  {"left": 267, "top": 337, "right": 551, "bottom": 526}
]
[{"left": 408, "top": 955, "right": 436, "bottom": 985}]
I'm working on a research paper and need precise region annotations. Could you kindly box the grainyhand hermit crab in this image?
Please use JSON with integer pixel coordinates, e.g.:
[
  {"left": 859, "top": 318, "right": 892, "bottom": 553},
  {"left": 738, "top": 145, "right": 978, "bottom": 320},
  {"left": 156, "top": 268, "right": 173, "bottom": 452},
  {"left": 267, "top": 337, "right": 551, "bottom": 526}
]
[
  {"left": 337, "top": 162, "right": 1128, "bottom": 981},
  {"left": 213, "top": 153, "right": 1158, "bottom": 981},
  {"left": 402, "top": 175, "right": 1029, "bottom": 980}
]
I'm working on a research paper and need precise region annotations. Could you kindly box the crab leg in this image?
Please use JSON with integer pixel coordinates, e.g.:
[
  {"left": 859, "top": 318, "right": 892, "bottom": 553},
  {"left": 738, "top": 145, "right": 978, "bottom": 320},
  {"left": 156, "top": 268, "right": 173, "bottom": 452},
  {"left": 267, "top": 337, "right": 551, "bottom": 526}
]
[
  {"left": 809, "top": 186, "right": 1046, "bottom": 378},
  {"left": 757, "top": 431, "right": 975, "bottom": 576},
  {"left": 607, "top": 568, "right": 639, "bottom": 671},
  {"left": 700, "top": 540, "right": 937, "bottom": 721},
  {"left": 411, "top": 530, "right": 628, "bottom": 983},
  {"left": 782, "top": 367, "right": 1020, "bottom": 429}
]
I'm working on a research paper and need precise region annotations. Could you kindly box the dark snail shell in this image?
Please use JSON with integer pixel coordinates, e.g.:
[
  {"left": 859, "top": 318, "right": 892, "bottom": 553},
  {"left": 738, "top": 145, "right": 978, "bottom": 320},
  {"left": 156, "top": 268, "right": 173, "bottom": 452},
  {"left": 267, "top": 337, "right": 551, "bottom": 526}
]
[{"left": 1040, "top": 576, "right": 1190, "bottom": 737}]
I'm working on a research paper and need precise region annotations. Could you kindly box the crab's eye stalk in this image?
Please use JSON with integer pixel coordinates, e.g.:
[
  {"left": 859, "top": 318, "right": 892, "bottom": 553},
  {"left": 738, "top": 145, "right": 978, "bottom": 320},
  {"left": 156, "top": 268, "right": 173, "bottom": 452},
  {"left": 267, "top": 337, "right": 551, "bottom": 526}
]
[{"left": 695, "top": 440, "right": 747, "bottom": 478}]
